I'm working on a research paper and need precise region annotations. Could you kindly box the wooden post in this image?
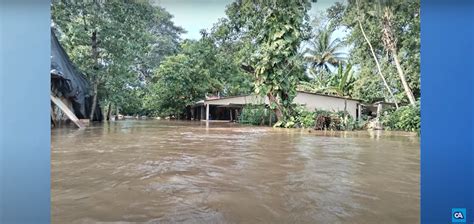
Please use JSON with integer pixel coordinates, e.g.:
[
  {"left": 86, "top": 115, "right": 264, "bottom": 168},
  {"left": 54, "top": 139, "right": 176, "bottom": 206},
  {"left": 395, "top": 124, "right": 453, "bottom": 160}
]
[
  {"left": 236, "top": 109, "right": 240, "bottom": 122},
  {"left": 229, "top": 108, "right": 233, "bottom": 121},
  {"left": 51, "top": 103, "right": 57, "bottom": 127},
  {"left": 357, "top": 104, "right": 362, "bottom": 121},
  {"left": 50, "top": 95, "right": 85, "bottom": 129},
  {"left": 206, "top": 104, "right": 210, "bottom": 128}
]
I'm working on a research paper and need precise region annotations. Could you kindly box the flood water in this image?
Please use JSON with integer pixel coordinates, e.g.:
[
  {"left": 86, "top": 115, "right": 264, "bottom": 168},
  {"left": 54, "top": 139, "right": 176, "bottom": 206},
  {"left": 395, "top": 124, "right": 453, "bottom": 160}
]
[{"left": 51, "top": 120, "right": 420, "bottom": 224}]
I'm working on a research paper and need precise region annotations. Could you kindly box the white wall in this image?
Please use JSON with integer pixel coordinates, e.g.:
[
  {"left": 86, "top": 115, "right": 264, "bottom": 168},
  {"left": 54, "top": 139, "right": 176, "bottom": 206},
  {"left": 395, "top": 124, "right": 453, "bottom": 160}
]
[
  {"left": 204, "top": 92, "right": 359, "bottom": 118},
  {"left": 206, "top": 95, "right": 268, "bottom": 106},
  {"left": 294, "top": 92, "right": 359, "bottom": 118}
]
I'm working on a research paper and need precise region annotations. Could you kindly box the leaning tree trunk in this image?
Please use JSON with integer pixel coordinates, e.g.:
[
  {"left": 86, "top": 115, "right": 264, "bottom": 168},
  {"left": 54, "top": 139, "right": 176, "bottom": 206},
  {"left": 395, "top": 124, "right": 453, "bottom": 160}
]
[
  {"left": 382, "top": 8, "right": 416, "bottom": 106},
  {"left": 89, "top": 30, "right": 100, "bottom": 121},
  {"left": 391, "top": 51, "right": 416, "bottom": 106},
  {"left": 357, "top": 20, "right": 399, "bottom": 109}
]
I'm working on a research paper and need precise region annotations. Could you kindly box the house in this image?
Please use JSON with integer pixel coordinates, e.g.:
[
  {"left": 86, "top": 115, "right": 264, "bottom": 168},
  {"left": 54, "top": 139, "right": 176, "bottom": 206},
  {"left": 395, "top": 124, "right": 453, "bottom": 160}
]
[
  {"left": 50, "top": 27, "right": 102, "bottom": 127},
  {"left": 190, "top": 91, "right": 362, "bottom": 122}
]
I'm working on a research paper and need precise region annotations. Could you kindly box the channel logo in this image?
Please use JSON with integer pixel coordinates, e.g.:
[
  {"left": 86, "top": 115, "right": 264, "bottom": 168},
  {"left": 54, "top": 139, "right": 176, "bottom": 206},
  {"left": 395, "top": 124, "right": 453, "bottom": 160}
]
[{"left": 452, "top": 208, "right": 466, "bottom": 223}]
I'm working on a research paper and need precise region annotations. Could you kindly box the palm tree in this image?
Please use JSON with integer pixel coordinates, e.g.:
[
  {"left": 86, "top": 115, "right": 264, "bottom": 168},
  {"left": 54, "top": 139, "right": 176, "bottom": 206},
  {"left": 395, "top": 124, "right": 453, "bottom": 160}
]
[
  {"left": 377, "top": 0, "right": 416, "bottom": 106},
  {"left": 304, "top": 26, "right": 346, "bottom": 73},
  {"left": 355, "top": 0, "right": 399, "bottom": 109}
]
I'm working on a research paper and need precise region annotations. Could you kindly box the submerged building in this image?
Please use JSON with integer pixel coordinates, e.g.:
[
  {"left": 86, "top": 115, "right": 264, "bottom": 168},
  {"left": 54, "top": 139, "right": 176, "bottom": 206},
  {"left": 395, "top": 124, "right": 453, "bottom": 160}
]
[
  {"left": 50, "top": 28, "right": 102, "bottom": 126},
  {"left": 191, "top": 91, "right": 362, "bottom": 122}
]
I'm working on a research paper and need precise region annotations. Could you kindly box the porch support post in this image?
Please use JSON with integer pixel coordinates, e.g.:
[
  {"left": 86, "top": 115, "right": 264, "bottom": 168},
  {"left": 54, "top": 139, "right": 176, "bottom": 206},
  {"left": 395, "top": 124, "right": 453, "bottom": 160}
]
[
  {"left": 205, "top": 103, "right": 210, "bottom": 127},
  {"left": 206, "top": 103, "right": 210, "bottom": 121},
  {"left": 357, "top": 103, "right": 362, "bottom": 121}
]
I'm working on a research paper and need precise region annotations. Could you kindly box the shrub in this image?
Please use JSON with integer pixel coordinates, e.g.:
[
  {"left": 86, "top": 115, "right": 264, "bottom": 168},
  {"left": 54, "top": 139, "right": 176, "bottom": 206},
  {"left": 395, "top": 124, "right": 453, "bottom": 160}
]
[
  {"left": 273, "top": 105, "right": 316, "bottom": 128},
  {"left": 293, "top": 105, "right": 316, "bottom": 128},
  {"left": 275, "top": 107, "right": 362, "bottom": 130},
  {"left": 244, "top": 104, "right": 364, "bottom": 131},
  {"left": 239, "top": 105, "right": 275, "bottom": 125},
  {"left": 381, "top": 101, "right": 420, "bottom": 132},
  {"left": 313, "top": 109, "right": 361, "bottom": 131}
]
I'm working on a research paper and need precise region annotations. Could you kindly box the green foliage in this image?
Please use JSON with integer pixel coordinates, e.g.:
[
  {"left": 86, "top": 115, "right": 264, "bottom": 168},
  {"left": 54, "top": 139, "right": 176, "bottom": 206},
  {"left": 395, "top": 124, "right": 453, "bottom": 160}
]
[
  {"left": 298, "top": 63, "right": 356, "bottom": 100},
  {"left": 52, "top": 0, "right": 184, "bottom": 116},
  {"left": 352, "top": 60, "right": 393, "bottom": 103},
  {"left": 145, "top": 53, "right": 212, "bottom": 116},
  {"left": 226, "top": 0, "right": 313, "bottom": 121},
  {"left": 277, "top": 107, "right": 338, "bottom": 129},
  {"left": 331, "top": 0, "right": 420, "bottom": 104},
  {"left": 53, "top": 0, "right": 420, "bottom": 126},
  {"left": 295, "top": 106, "right": 317, "bottom": 128},
  {"left": 273, "top": 105, "right": 317, "bottom": 128},
  {"left": 313, "top": 109, "right": 361, "bottom": 131},
  {"left": 269, "top": 106, "right": 362, "bottom": 130},
  {"left": 304, "top": 25, "right": 346, "bottom": 73},
  {"left": 146, "top": 33, "right": 255, "bottom": 116},
  {"left": 239, "top": 105, "right": 275, "bottom": 126},
  {"left": 381, "top": 101, "right": 420, "bottom": 132}
]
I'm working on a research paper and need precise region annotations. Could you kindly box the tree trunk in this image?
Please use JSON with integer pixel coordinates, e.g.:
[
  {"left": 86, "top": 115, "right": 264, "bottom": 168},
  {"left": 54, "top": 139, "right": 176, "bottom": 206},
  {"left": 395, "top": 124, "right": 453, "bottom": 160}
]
[
  {"left": 89, "top": 82, "right": 98, "bottom": 121},
  {"left": 106, "top": 103, "right": 112, "bottom": 121},
  {"left": 357, "top": 20, "right": 399, "bottom": 109},
  {"left": 380, "top": 7, "right": 416, "bottom": 107},
  {"left": 267, "top": 93, "right": 283, "bottom": 121},
  {"left": 89, "top": 30, "right": 100, "bottom": 122},
  {"left": 391, "top": 49, "right": 416, "bottom": 106}
]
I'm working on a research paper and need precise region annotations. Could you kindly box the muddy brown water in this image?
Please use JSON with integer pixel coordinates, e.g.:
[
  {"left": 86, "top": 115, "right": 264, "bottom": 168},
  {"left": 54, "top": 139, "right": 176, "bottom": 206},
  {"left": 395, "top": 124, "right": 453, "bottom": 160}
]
[{"left": 51, "top": 120, "right": 420, "bottom": 224}]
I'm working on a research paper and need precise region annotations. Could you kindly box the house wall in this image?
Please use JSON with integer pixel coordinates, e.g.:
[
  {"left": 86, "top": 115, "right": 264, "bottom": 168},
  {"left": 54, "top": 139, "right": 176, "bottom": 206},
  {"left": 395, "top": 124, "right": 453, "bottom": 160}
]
[
  {"left": 203, "top": 92, "right": 360, "bottom": 119},
  {"left": 205, "top": 95, "right": 268, "bottom": 106},
  {"left": 294, "top": 92, "right": 359, "bottom": 118}
]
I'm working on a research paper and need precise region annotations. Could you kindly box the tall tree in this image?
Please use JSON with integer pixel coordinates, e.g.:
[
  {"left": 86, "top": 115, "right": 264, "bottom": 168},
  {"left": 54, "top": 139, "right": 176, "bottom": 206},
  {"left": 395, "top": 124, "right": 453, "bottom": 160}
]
[
  {"left": 146, "top": 52, "right": 213, "bottom": 117},
  {"left": 52, "top": 0, "right": 184, "bottom": 119},
  {"left": 355, "top": 0, "right": 398, "bottom": 108},
  {"left": 225, "top": 0, "right": 313, "bottom": 122},
  {"left": 146, "top": 36, "right": 227, "bottom": 117},
  {"left": 377, "top": 0, "right": 416, "bottom": 106},
  {"left": 334, "top": 0, "right": 420, "bottom": 104}
]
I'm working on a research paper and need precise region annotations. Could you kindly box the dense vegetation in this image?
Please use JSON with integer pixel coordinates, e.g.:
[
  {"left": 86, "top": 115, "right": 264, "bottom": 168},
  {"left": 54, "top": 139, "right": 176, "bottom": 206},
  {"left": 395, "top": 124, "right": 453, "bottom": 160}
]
[
  {"left": 381, "top": 101, "right": 421, "bottom": 133},
  {"left": 52, "top": 0, "right": 420, "bottom": 132}
]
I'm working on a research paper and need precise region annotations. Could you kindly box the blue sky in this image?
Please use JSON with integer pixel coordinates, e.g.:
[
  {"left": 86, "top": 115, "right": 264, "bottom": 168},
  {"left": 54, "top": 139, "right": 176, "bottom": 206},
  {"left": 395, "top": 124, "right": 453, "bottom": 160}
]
[{"left": 153, "top": 0, "right": 346, "bottom": 40}]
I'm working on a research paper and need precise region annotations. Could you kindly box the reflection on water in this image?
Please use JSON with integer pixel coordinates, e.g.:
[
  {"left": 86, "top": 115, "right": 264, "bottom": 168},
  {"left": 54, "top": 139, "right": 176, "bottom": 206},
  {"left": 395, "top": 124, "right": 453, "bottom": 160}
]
[{"left": 51, "top": 120, "right": 420, "bottom": 224}]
